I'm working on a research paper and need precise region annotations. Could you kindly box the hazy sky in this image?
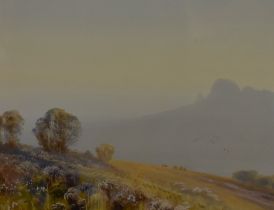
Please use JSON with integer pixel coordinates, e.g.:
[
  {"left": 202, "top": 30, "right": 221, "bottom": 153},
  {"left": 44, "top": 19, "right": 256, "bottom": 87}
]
[{"left": 1, "top": 0, "right": 274, "bottom": 122}]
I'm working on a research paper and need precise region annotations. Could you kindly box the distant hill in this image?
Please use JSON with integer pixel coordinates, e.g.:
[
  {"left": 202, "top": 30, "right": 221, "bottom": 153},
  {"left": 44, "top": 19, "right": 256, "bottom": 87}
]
[{"left": 82, "top": 79, "right": 274, "bottom": 175}]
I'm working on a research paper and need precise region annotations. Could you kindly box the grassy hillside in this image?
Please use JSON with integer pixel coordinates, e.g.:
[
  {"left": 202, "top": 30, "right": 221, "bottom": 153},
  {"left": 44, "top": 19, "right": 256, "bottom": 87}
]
[
  {"left": 113, "top": 161, "right": 274, "bottom": 210},
  {"left": 0, "top": 146, "right": 273, "bottom": 210}
]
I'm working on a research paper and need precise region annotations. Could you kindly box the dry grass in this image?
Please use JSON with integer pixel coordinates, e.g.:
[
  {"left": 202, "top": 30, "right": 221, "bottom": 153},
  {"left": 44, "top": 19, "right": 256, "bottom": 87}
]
[
  {"left": 0, "top": 159, "right": 271, "bottom": 210},
  {"left": 111, "top": 160, "right": 268, "bottom": 210}
]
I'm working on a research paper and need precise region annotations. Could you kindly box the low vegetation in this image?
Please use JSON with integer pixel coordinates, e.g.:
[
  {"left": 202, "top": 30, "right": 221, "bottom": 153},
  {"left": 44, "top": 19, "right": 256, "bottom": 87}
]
[
  {"left": 0, "top": 107, "right": 272, "bottom": 210},
  {"left": 96, "top": 144, "right": 115, "bottom": 163},
  {"left": 233, "top": 170, "right": 274, "bottom": 190}
]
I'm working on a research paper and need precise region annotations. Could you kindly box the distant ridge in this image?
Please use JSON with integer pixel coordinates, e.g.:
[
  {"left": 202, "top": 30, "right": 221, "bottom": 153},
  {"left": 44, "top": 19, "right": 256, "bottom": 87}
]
[{"left": 82, "top": 79, "right": 274, "bottom": 175}]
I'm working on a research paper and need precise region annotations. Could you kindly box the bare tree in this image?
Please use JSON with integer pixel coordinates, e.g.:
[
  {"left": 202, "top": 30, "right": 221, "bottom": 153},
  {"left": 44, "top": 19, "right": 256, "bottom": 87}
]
[
  {"left": 96, "top": 144, "right": 115, "bottom": 162},
  {"left": 1, "top": 110, "right": 24, "bottom": 147},
  {"left": 33, "top": 108, "right": 81, "bottom": 153}
]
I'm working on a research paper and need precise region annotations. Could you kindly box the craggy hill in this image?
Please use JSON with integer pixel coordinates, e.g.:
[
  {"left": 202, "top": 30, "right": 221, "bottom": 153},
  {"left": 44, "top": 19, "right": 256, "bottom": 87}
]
[
  {"left": 84, "top": 79, "right": 274, "bottom": 175},
  {"left": 0, "top": 144, "right": 274, "bottom": 210}
]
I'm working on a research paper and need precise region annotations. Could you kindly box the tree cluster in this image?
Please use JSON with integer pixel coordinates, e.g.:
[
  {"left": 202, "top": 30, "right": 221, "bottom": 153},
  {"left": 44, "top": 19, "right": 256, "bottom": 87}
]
[{"left": 0, "top": 108, "right": 115, "bottom": 162}]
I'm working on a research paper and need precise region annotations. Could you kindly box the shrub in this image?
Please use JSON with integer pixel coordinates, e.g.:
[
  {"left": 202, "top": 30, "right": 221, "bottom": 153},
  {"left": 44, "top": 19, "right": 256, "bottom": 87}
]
[
  {"left": 96, "top": 144, "right": 115, "bottom": 162},
  {"left": 44, "top": 166, "right": 80, "bottom": 188},
  {"left": 44, "top": 166, "right": 65, "bottom": 185},
  {"left": 232, "top": 170, "right": 274, "bottom": 190},
  {"left": 255, "top": 177, "right": 274, "bottom": 188},
  {"left": 232, "top": 170, "right": 258, "bottom": 183},
  {"left": 99, "top": 181, "right": 147, "bottom": 209}
]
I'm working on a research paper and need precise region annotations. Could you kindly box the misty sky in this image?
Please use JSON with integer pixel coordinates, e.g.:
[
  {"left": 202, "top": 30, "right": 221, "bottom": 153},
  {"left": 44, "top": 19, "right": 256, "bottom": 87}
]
[{"left": 1, "top": 0, "right": 274, "bottom": 124}]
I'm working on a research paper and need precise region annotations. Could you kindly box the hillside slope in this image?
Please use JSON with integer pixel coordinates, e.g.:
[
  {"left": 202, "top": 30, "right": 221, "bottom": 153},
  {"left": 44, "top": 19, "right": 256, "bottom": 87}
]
[
  {"left": 0, "top": 146, "right": 273, "bottom": 210},
  {"left": 83, "top": 79, "right": 274, "bottom": 175},
  {"left": 113, "top": 160, "right": 274, "bottom": 210}
]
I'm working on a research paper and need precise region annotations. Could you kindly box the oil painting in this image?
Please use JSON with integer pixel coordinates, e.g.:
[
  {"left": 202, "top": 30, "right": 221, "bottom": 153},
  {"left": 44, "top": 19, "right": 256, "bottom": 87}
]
[{"left": 1, "top": 1, "right": 274, "bottom": 209}]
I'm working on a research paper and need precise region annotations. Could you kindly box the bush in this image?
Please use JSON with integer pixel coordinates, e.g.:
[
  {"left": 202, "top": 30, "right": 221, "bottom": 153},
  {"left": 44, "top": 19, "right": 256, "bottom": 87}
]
[
  {"left": 44, "top": 166, "right": 80, "bottom": 188},
  {"left": 232, "top": 170, "right": 274, "bottom": 190},
  {"left": 99, "top": 181, "right": 147, "bottom": 209},
  {"left": 44, "top": 166, "right": 65, "bottom": 185},
  {"left": 232, "top": 170, "right": 258, "bottom": 183},
  {"left": 96, "top": 144, "right": 115, "bottom": 162},
  {"left": 255, "top": 177, "right": 274, "bottom": 188}
]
